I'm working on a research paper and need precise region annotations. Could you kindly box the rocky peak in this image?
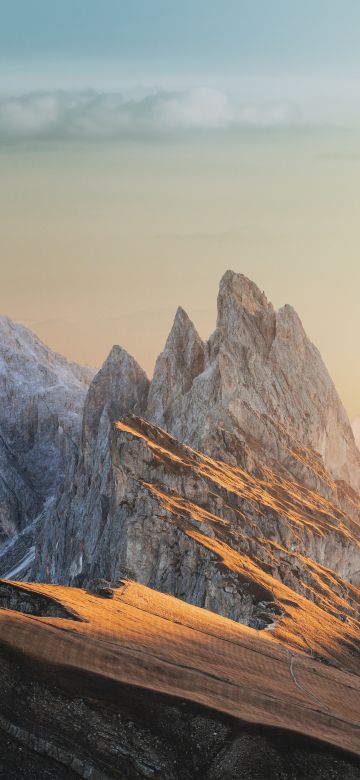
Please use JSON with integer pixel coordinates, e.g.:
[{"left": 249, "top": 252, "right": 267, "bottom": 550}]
[
  {"left": 217, "top": 270, "right": 273, "bottom": 317},
  {"left": 32, "top": 344, "right": 150, "bottom": 585},
  {"left": 146, "top": 306, "right": 205, "bottom": 437},
  {"left": 82, "top": 344, "right": 149, "bottom": 464},
  {"left": 161, "top": 306, "right": 205, "bottom": 376},
  {"left": 146, "top": 271, "right": 360, "bottom": 496},
  {"left": 211, "top": 270, "right": 276, "bottom": 363}
]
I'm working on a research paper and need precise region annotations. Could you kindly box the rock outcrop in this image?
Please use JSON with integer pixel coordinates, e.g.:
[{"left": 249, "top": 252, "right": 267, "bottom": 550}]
[
  {"left": 32, "top": 346, "right": 149, "bottom": 584},
  {"left": 148, "top": 271, "right": 360, "bottom": 497},
  {"left": 0, "top": 316, "right": 94, "bottom": 545}
]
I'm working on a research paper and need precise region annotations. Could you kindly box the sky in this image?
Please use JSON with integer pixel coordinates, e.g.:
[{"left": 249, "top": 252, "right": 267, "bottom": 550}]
[{"left": 1, "top": 2, "right": 360, "bottom": 417}]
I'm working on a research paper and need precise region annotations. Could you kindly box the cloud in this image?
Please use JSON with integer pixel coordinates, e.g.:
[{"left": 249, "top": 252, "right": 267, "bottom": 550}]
[{"left": 0, "top": 88, "right": 296, "bottom": 142}]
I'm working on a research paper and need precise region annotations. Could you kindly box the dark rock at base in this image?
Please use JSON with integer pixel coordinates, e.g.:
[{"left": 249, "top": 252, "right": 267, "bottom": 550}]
[
  {"left": 0, "top": 647, "right": 359, "bottom": 780},
  {"left": 88, "top": 578, "right": 115, "bottom": 598}
]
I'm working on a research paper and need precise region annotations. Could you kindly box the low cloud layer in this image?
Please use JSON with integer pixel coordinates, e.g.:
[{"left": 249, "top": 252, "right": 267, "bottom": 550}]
[{"left": 0, "top": 88, "right": 296, "bottom": 141}]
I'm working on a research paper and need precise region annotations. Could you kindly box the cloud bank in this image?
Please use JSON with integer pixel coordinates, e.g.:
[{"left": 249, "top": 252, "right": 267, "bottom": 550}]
[{"left": 0, "top": 88, "right": 296, "bottom": 142}]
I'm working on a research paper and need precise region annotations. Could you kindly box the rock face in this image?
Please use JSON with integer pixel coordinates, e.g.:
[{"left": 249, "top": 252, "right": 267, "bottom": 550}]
[
  {"left": 32, "top": 346, "right": 149, "bottom": 584},
  {"left": 0, "top": 316, "right": 94, "bottom": 546},
  {"left": 146, "top": 305, "right": 206, "bottom": 443},
  {"left": 32, "top": 271, "right": 360, "bottom": 646},
  {"left": 148, "top": 271, "right": 360, "bottom": 496},
  {"left": 2, "top": 676, "right": 359, "bottom": 780},
  {"left": 0, "top": 519, "right": 40, "bottom": 581},
  {"left": 34, "top": 415, "right": 360, "bottom": 657}
]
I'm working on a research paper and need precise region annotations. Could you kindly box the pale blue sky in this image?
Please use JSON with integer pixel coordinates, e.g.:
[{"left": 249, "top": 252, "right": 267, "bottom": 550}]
[{"left": 2, "top": 1, "right": 360, "bottom": 90}]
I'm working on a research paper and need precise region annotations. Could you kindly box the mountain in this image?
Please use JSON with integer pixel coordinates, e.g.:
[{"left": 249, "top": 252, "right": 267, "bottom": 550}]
[
  {"left": 31, "top": 274, "right": 360, "bottom": 656},
  {"left": 147, "top": 271, "right": 360, "bottom": 497},
  {"left": 0, "top": 315, "right": 95, "bottom": 561},
  {"left": 1, "top": 272, "right": 360, "bottom": 775}
]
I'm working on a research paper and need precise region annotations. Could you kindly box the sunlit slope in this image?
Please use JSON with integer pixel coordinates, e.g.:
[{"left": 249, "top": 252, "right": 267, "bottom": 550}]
[
  {"left": 108, "top": 417, "right": 360, "bottom": 664},
  {"left": 0, "top": 579, "right": 359, "bottom": 757},
  {"left": 34, "top": 414, "right": 360, "bottom": 666}
]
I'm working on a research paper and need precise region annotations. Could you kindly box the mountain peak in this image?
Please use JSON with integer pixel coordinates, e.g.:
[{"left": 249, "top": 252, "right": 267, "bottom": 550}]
[
  {"left": 145, "top": 269, "right": 360, "bottom": 494},
  {"left": 82, "top": 345, "right": 149, "bottom": 460},
  {"left": 103, "top": 343, "right": 140, "bottom": 369},
  {"left": 218, "top": 270, "right": 273, "bottom": 318},
  {"left": 164, "top": 305, "right": 201, "bottom": 347},
  {"left": 146, "top": 305, "right": 205, "bottom": 435},
  {"left": 174, "top": 304, "right": 191, "bottom": 322}
]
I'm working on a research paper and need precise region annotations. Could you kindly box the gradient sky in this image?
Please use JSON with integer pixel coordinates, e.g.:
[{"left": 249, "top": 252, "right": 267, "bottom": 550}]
[
  {"left": 2, "top": 1, "right": 360, "bottom": 88},
  {"left": 1, "top": 2, "right": 360, "bottom": 418}
]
